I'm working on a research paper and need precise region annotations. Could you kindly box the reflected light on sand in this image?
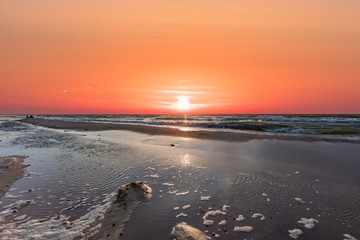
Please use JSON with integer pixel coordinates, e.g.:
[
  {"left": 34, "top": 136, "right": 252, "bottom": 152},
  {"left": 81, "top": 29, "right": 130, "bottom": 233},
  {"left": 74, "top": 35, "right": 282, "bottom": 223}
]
[{"left": 181, "top": 154, "right": 191, "bottom": 166}]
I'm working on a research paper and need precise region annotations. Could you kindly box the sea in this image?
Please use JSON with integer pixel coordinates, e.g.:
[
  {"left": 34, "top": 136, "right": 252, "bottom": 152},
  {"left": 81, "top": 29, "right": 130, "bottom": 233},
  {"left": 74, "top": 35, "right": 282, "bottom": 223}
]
[{"left": 10, "top": 114, "right": 360, "bottom": 137}]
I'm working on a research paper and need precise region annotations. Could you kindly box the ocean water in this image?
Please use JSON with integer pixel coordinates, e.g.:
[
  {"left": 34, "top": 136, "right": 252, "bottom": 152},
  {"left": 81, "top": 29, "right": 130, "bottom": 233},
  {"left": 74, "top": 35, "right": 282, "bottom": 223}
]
[{"left": 15, "top": 114, "right": 360, "bottom": 137}]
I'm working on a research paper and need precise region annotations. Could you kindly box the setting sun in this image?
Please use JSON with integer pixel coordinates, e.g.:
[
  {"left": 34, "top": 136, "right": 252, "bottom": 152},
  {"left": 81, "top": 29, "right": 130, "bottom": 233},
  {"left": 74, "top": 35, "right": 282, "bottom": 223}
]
[{"left": 176, "top": 97, "right": 190, "bottom": 111}]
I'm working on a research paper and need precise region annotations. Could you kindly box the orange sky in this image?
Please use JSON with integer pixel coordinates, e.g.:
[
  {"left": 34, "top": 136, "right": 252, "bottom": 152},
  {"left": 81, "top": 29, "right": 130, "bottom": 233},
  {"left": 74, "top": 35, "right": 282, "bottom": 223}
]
[{"left": 1, "top": 0, "right": 359, "bottom": 114}]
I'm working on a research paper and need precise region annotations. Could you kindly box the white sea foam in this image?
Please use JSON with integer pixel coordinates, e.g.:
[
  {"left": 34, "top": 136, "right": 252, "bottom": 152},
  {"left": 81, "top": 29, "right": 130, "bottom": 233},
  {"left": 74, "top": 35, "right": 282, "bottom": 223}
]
[
  {"left": 343, "top": 234, "right": 358, "bottom": 240},
  {"left": 175, "top": 191, "right": 189, "bottom": 196},
  {"left": 162, "top": 182, "right": 175, "bottom": 187},
  {"left": 202, "top": 210, "right": 226, "bottom": 226},
  {"left": 288, "top": 229, "right": 303, "bottom": 239},
  {"left": 0, "top": 193, "right": 115, "bottom": 240},
  {"left": 233, "top": 226, "right": 253, "bottom": 232},
  {"left": 295, "top": 197, "right": 305, "bottom": 203},
  {"left": 144, "top": 174, "right": 160, "bottom": 179},
  {"left": 201, "top": 196, "right": 211, "bottom": 201},
  {"left": 222, "top": 205, "right": 230, "bottom": 212},
  {"left": 203, "top": 219, "right": 214, "bottom": 226},
  {"left": 235, "top": 215, "right": 245, "bottom": 221},
  {"left": 298, "top": 218, "right": 319, "bottom": 229},
  {"left": 252, "top": 213, "right": 265, "bottom": 221},
  {"left": 176, "top": 213, "right": 188, "bottom": 218},
  {"left": 218, "top": 220, "right": 227, "bottom": 226},
  {"left": 182, "top": 205, "right": 191, "bottom": 210}
]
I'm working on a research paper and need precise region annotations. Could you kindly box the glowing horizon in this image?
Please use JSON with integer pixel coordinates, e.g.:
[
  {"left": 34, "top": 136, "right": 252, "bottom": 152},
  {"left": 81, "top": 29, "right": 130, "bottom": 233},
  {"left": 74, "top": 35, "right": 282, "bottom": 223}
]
[{"left": 0, "top": 1, "right": 359, "bottom": 114}]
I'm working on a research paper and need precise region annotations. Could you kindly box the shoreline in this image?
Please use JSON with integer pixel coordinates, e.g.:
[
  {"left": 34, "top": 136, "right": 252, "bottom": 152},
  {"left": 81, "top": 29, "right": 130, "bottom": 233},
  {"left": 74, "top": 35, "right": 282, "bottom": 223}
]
[
  {"left": 0, "top": 156, "right": 26, "bottom": 199},
  {"left": 20, "top": 118, "right": 359, "bottom": 143}
]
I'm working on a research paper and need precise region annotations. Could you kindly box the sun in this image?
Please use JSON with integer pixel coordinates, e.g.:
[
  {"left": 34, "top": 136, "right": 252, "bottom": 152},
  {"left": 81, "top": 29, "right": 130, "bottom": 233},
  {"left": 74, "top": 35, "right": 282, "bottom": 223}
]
[{"left": 176, "top": 97, "right": 190, "bottom": 110}]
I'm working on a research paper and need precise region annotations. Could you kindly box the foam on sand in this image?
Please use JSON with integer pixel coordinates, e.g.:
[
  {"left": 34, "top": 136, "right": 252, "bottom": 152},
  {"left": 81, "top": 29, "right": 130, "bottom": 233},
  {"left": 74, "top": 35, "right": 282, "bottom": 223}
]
[
  {"left": 144, "top": 174, "right": 160, "bottom": 179},
  {"left": 343, "top": 234, "right": 358, "bottom": 240},
  {"left": 202, "top": 210, "right": 227, "bottom": 226},
  {"left": 171, "top": 222, "right": 209, "bottom": 240},
  {"left": 218, "top": 220, "right": 227, "bottom": 226},
  {"left": 162, "top": 182, "right": 175, "bottom": 187},
  {"left": 0, "top": 193, "right": 115, "bottom": 239},
  {"left": 200, "top": 196, "right": 211, "bottom": 201},
  {"left": 252, "top": 213, "right": 265, "bottom": 221},
  {"left": 182, "top": 205, "right": 191, "bottom": 210},
  {"left": 176, "top": 213, "right": 188, "bottom": 218},
  {"left": 297, "top": 218, "right": 319, "bottom": 229},
  {"left": 288, "top": 229, "right": 303, "bottom": 239},
  {"left": 295, "top": 197, "right": 305, "bottom": 203},
  {"left": 233, "top": 226, "right": 253, "bottom": 232},
  {"left": 235, "top": 215, "right": 245, "bottom": 221},
  {"left": 175, "top": 191, "right": 190, "bottom": 196}
]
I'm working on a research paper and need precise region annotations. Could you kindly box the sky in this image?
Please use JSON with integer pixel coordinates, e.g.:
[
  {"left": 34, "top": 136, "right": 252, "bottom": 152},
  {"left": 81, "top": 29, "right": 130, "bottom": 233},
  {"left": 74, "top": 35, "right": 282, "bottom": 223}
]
[{"left": 1, "top": 0, "right": 359, "bottom": 114}]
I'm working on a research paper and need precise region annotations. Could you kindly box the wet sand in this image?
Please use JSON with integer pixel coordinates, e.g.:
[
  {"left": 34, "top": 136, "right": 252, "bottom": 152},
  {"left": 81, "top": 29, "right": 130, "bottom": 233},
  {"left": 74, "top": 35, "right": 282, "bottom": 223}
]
[
  {"left": 0, "top": 156, "right": 26, "bottom": 198},
  {"left": 19, "top": 118, "right": 360, "bottom": 143}
]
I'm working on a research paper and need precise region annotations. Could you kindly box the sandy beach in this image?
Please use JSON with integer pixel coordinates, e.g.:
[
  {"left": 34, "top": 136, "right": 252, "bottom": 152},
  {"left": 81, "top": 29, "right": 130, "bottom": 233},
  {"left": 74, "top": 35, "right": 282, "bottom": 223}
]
[
  {"left": 0, "top": 156, "right": 26, "bottom": 199},
  {"left": 0, "top": 117, "right": 359, "bottom": 239}
]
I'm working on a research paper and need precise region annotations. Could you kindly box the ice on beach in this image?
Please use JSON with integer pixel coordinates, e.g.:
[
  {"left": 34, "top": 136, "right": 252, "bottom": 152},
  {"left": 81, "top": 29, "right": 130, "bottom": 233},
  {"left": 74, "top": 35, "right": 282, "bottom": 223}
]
[
  {"left": 288, "top": 229, "right": 303, "bottom": 239},
  {"left": 343, "top": 234, "right": 358, "bottom": 240},
  {"left": 182, "top": 205, "right": 191, "bottom": 210},
  {"left": 144, "top": 174, "right": 160, "bottom": 179},
  {"left": 176, "top": 213, "right": 188, "bottom": 218},
  {"left": 174, "top": 207, "right": 180, "bottom": 211},
  {"left": 295, "top": 197, "right": 305, "bottom": 203},
  {"left": 147, "top": 167, "right": 156, "bottom": 171},
  {"left": 218, "top": 220, "right": 227, "bottom": 226},
  {"left": 235, "top": 215, "right": 245, "bottom": 221},
  {"left": 234, "top": 226, "right": 253, "bottom": 232},
  {"left": 175, "top": 191, "right": 190, "bottom": 196},
  {"left": 298, "top": 218, "right": 319, "bottom": 229},
  {"left": 252, "top": 213, "right": 265, "bottom": 221},
  {"left": 201, "top": 196, "right": 211, "bottom": 201},
  {"left": 162, "top": 182, "right": 175, "bottom": 187},
  {"left": 262, "top": 193, "right": 269, "bottom": 197}
]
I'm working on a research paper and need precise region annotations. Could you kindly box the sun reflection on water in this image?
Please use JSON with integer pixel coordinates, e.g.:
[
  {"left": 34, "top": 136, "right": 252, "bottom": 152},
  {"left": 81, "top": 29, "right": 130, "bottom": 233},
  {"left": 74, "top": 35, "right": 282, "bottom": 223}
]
[{"left": 181, "top": 154, "right": 191, "bottom": 166}]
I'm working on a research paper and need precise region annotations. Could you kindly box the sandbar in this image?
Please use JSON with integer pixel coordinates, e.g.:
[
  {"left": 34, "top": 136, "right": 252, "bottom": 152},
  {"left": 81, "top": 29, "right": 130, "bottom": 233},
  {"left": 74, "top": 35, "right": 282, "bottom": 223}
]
[
  {"left": 19, "top": 118, "right": 358, "bottom": 143},
  {"left": 0, "top": 156, "right": 26, "bottom": 198}
]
